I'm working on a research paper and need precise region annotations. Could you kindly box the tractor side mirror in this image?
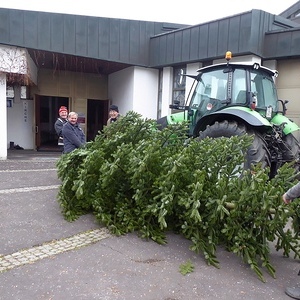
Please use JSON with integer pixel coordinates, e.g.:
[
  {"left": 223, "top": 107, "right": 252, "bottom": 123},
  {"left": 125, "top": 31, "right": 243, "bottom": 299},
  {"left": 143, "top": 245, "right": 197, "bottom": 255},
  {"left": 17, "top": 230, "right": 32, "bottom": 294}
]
[
  {"left": 278, "top": 99, "right": 288, "bottom": 115},
  {"left": 169, "top": 100, "right": 180, "bottom": 110}
]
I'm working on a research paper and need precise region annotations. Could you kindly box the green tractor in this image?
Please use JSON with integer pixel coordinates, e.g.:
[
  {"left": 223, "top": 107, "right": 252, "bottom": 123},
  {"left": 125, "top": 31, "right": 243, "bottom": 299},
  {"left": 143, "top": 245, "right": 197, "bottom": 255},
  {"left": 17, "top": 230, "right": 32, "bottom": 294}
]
[{"left": 157, "top": 52, "right": 300, "bottom": 177}]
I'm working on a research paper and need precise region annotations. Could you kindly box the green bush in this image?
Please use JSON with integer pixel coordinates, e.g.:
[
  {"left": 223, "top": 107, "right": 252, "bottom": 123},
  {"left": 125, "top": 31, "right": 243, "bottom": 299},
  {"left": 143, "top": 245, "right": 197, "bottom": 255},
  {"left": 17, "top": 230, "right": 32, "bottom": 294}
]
[{"left": 56, "top": 111, "right": 300, "bottom": 282}]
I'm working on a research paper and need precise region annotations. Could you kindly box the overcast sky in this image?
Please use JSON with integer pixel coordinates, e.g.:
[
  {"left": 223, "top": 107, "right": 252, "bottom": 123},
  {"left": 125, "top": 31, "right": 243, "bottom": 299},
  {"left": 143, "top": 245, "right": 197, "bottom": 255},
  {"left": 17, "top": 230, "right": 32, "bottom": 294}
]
[{"left": 0, "top": 0, "right": 298, "bottom": 25}]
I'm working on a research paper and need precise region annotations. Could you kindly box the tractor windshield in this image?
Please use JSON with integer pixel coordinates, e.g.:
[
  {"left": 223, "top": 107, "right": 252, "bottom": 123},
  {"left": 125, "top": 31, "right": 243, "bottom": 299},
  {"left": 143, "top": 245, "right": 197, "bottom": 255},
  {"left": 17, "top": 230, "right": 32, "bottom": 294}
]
[{"left": 189, "top": 69, "right": 228, "bottom": 117}]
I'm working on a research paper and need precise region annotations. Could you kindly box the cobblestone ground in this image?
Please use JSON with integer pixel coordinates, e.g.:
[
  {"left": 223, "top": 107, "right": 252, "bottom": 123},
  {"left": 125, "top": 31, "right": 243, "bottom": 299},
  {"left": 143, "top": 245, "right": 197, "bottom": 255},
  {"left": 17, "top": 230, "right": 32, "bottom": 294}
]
[
  {"left": 0, "top": 152, "right": 111, "bottom": 274},
  {"left": 0, "top": 151, "right": 298, "bottom": 300},
  {"left": 0, "top": 228, "right": 111, "bottom": 273}
]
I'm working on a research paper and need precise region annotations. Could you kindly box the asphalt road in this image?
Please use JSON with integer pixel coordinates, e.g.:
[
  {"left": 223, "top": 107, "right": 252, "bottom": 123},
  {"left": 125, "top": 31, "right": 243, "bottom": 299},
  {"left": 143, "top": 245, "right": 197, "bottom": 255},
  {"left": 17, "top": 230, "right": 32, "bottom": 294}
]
[{"left": 0, "top": 150, "right": 298, "bottom": 299}]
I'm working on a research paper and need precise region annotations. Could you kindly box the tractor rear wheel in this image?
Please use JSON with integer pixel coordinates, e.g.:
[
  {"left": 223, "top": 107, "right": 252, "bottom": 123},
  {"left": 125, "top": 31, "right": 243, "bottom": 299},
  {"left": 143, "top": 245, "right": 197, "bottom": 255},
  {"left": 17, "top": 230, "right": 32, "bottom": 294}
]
[
  {"left": 282, "top": 133, "right": 300, "bottom": 162},
  {"left": 282, "top": 133, "right": 300, "bottom": 174},
  {"left": 198, "top": 120, "right": 270, "bottom": 170}
]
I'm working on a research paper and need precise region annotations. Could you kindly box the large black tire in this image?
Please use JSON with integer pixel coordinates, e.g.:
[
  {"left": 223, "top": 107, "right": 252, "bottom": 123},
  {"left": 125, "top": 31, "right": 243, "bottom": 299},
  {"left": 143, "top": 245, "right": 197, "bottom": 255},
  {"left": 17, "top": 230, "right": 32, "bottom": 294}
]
[
  {"left": 198, "top": 120, "right": 270, "bottom": 170},
  {"left": 282, "top": 133, "right": 300, "bottom": 162},
  {"left": 282, "top": 133, "right": 300, "bottom": 175}
]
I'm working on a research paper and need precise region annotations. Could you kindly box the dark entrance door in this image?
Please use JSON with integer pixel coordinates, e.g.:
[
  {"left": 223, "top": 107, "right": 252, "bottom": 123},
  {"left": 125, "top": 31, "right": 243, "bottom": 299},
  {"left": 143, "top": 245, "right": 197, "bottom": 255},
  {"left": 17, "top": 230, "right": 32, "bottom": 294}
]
[
  {"left": 35, "top": 95, "right": 69, "bottom": 151},
  {"left": 87, "top": 99, "right": 109, "bottom": 142}
]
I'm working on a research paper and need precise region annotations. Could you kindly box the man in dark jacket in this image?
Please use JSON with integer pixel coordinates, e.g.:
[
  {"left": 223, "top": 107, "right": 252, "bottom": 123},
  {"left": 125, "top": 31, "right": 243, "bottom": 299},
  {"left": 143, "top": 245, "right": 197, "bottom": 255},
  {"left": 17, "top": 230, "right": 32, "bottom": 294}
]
[
  {"left": 62, "top": 112, "right": 86, "bottom": 153},
  {"left": 54, "top": 106, "right": 68, "bottom": 146}
]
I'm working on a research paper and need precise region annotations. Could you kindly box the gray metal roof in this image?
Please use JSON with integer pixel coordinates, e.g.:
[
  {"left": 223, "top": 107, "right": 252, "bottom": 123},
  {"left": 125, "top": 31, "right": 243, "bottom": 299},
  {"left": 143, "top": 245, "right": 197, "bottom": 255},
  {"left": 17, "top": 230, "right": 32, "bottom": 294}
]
[
  {"left": 0, "top": 7, "right": 300, "bottom": 74},
  {"left": 0, "top": 8, "right": 188, "bottom": 74},
  {"left": 264, "top": 27, "right": 300, "bottom": 59},
  {"left": 149, "top": 10, "right": 300, "bottom": 67}
]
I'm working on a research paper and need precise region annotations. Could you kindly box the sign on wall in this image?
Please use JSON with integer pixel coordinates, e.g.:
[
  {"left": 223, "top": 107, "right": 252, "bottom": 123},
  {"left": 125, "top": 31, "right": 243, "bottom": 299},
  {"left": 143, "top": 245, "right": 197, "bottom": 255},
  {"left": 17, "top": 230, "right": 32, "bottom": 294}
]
[{"left": 23, "top": 100, "right": 28, "bottom": 122}]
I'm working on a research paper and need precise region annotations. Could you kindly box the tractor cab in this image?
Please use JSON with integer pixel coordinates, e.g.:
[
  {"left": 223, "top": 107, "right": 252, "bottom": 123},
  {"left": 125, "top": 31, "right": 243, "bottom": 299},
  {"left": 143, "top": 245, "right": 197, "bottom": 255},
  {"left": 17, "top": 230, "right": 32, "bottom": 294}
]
[{"left": 185, "top": 52, "right": 280, "bottom": 134}]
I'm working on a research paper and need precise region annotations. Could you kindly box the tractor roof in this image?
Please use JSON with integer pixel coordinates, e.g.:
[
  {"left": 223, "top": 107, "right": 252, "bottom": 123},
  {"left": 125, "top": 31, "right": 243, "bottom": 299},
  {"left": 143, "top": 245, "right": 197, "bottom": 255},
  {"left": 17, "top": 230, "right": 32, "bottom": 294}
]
[{"left": 196, "top": 62, "right": 278, "bottom": 77}]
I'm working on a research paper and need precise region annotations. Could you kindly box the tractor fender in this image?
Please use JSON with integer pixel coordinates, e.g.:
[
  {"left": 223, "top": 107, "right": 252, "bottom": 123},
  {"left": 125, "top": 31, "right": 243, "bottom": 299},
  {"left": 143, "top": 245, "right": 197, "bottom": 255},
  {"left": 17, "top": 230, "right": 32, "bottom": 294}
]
[
  {"left": 156, "top": 112, "right": 186, "bottom": 130},
  {"left": 195, "top": 107, "right": 272, "bottom": 134},
  {"left": 271, "top": 114, "right": 300, "bottom": 135}
]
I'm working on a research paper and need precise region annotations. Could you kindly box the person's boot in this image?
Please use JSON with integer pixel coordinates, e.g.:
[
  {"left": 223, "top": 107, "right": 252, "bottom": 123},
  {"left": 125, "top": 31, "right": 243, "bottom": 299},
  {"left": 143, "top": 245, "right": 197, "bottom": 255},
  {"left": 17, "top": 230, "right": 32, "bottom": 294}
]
[{"left": 285, "top": 287, "right": 300, "bottom": 299}]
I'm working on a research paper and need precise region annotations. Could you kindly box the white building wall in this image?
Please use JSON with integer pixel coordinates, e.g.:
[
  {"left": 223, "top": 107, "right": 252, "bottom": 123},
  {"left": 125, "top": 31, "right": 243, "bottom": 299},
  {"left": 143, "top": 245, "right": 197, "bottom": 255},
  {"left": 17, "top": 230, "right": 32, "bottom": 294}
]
[
  {"left": 108, "top": 66, "right": 159, "bottom": 119},
  {"left": 7, "top": 98, "right": 34, "bottom": 150},
  {"left": 161, "top": 67, "right": 173, "bottom": 117},
  {"left": 108, "top": 67, "right": 134, "bottom": 115},
  {"left": 132, "top": 67, "right": 158, "bottom": 119},
  {"left": 0, "top": 44, "right": 37, "bottom": 156}
]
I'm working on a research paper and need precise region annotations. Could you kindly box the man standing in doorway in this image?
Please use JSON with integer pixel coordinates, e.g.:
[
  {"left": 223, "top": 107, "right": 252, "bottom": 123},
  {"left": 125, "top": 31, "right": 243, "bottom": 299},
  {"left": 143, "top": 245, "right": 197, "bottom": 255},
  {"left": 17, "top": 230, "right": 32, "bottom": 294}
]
[{"left": 54, "top": 106, "right": 68, "bottom": 148}]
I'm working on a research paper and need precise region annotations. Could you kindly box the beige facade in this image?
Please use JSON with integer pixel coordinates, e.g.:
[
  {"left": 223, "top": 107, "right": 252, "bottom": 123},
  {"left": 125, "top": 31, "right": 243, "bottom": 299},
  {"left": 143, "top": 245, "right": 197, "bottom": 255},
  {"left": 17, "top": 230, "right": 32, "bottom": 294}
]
[
  {"left": 276, "top": 59, "right": 300, "bottom": 139},
  {"left": 30, "top": 69, "right": 108, "bottom": 136}
]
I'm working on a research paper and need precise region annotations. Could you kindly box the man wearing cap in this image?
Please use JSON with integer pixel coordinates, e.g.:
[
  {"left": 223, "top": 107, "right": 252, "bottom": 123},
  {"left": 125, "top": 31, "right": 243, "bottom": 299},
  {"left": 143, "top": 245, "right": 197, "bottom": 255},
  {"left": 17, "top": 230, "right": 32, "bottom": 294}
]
[
  {"left": 54, "top": 106, "right": 68, "bottom": 147},
  {"left": 107, "top": 104, "right": 121, "bottom": 125}
]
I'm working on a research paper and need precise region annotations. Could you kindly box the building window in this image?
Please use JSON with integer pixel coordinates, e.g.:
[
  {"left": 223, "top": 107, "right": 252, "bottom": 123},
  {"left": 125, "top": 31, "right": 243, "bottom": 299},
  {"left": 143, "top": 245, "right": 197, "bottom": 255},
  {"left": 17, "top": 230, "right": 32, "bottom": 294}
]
[{"left": 173, "top": 66, "right": 186, "bottom": 105}]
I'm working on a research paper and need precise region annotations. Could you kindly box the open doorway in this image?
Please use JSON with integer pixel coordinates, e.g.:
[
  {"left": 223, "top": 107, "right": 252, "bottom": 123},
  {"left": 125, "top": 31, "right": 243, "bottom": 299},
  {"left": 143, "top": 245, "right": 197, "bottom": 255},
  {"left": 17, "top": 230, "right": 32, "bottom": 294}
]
[
  {"left": 35, "top": 95, "right": 69, "bottom": 151},
  {"left": 87, "top": 99, "right": 109, "bottom": 142}
]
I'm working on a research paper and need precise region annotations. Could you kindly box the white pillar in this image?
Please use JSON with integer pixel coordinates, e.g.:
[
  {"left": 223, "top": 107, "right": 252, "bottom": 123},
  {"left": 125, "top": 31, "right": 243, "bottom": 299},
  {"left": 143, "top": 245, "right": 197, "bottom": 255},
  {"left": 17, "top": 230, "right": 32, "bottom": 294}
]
[
  {"left": 161, "top": 67, "right": 173, "bottom": 117},
  {"left": 0, "top": 73, "right": 7, "bottom": 159},
  {"left": 131, "top": 67, "right": 159, "bottom": 119}
]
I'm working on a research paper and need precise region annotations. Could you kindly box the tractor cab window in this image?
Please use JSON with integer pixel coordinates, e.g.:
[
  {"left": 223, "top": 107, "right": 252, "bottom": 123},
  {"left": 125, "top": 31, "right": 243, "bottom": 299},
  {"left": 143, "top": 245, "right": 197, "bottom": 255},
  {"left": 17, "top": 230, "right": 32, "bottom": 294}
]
[
  {"left": 250, "top": 70, "right": 278, "bottom": 111},
  {"left": 232, "top": 69, "right": 247, "bottom": 104}
]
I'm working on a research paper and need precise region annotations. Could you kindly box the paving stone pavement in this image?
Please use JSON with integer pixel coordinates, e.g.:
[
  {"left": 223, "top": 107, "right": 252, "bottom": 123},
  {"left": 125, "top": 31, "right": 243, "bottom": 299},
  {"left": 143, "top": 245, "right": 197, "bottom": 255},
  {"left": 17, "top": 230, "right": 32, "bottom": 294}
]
[
  {"left": 0, "top": 228, "right": 111, "bottom": 273},
  {"left": 0, "top": 150, "right": 299, "bottom": 300}
]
